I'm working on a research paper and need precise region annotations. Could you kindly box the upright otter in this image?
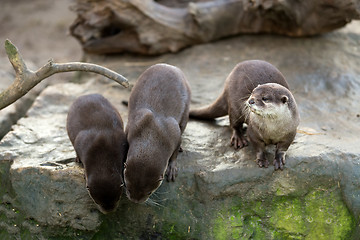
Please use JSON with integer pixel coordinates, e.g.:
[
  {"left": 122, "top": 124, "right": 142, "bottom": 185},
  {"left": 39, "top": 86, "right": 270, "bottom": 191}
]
[
  {"left": 67, "top": 94, "right": 128, "bottom": 213},
  {"left": 190, "top": 60, "right": 299, "bottom": 170},
  {"left": 124, "top": 63, "right": 191, "bottom": 203}
]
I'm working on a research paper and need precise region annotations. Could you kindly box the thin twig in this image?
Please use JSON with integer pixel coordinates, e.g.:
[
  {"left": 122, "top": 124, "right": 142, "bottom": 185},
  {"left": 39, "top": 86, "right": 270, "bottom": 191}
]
[{"left": 0, "top": 39, "right": 129, "bottom": 110}]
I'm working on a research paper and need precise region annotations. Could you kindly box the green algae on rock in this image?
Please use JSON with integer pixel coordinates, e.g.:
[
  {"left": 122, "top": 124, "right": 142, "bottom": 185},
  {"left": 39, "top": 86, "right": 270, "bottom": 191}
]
[{"left": 212, "top": 189, "right": 355, "bottom": 239}]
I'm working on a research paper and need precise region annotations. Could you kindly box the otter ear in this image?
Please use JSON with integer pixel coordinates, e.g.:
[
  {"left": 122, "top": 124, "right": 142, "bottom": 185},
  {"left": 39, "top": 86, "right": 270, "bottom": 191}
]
[{"left": 281, "top": 95, "right": 288, "bottom": 104}]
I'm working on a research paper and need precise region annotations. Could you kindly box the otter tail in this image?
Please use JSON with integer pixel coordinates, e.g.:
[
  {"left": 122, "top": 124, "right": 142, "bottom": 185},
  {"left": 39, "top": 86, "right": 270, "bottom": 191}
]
[{"left": 189, "top": 93, "right": 228, "bottom": 120}]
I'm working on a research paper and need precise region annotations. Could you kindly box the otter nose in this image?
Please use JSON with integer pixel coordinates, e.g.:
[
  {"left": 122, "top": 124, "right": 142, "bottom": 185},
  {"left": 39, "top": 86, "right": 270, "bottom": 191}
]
[{"left": 248, "top": 99, "right": 255, "bottom": 105}]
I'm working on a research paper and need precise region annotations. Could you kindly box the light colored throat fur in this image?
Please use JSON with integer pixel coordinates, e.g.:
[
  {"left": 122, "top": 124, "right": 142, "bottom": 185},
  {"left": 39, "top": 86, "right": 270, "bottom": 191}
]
[
  {"left": 248, "top": 101, "right": 291, "bottom": 119},
  {"left": 247, "top": 102, "right": 294, "bottom": 138}
]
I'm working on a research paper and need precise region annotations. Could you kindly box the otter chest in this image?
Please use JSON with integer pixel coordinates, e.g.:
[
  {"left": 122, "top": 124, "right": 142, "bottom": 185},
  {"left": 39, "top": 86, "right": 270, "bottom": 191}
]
[{"left": 250, "top": 114, "right": 293, "bottom": 145}]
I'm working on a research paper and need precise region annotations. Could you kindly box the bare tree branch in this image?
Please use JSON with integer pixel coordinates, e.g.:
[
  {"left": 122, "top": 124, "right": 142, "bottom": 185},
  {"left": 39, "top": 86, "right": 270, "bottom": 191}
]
[{"left": 0, "top": 39, "right": 129, "bottom": 110}]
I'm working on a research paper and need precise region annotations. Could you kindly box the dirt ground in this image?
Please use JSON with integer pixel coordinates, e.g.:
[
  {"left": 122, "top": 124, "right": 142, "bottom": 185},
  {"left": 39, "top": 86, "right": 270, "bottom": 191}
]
[
  {"left": 0, "top": 0, "right": 81, "bottom": 76},
  {"left": 0, "top": 0, "right": 83, "bottom": 138}
]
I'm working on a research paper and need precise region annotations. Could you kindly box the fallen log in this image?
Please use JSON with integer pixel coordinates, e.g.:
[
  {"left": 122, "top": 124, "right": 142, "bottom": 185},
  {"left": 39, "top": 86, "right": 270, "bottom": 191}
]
[{"left": 69, "top": 0, "right": 360, "bottom": 55}]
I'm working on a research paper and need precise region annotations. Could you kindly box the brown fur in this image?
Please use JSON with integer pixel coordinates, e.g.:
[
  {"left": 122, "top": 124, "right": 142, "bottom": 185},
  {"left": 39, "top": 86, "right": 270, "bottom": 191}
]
[
  {"left": 124, "top": 63, "right": 191, "bottom": 203},
  {"left": 66, "top": 94, "right": 128, "bottom": 213},
  {"left": 246, "top": 83, "right": 299, "bottom": 169},
  {"left": 190, "top": 60, "right": 299, "bottom": 170}
]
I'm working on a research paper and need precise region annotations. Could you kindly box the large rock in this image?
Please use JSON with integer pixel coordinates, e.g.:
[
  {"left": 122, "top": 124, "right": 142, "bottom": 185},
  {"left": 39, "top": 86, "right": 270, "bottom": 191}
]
[{"left": 1, "top": 22, "right": 360, "bottom": 239}]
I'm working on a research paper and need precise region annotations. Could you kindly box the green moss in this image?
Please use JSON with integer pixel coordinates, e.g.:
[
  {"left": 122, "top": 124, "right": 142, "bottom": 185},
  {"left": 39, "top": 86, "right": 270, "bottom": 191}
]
[
  {"left": 212, "top": 189, "right": 355, "bottom": 240},
  {"left": 304, "top": 190, "right": 355, "bottom": 240},
  {"left": 213, "top": 202, "right": 268, "bottom": 239},
  {"left": 269, "top": 197, "right": 306, "bottom": 237},
  {"left": 162, "top": 223, "right": 191, "bottom": 240},
  {"left": 0, "top": 161, "right": 13, "bottom": 197},
  {"left": 213, "top": 211, "right": 243, "bottom": 239}
]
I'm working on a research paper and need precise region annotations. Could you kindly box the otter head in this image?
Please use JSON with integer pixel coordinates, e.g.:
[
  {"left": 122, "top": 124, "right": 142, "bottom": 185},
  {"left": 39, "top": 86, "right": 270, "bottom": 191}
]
[
  {"left": 246, "top": 83, "right": 292, "bottom": 119},
  {"left": 123, "top": 157, "right": 165, "bottom": 204},
  {"left": 86, "top": 174, "right": 123, "bottom": 214},
  {"left": 84, "top": 134, "right": 127, "bottom": 214}
]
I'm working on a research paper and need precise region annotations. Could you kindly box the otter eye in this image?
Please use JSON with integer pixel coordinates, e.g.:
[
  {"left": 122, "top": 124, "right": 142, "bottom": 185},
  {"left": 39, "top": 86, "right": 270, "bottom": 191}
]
[{"left": 262, "top": 97, "right": 269, "bottom": 102}]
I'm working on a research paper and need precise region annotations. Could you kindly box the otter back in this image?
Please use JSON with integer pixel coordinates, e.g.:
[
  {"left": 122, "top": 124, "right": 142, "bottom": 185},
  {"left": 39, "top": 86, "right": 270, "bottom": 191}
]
[
  {"left": 124, "top": 63, "right": 191, "bottom": 203},
  {"left": 66, "top": 93, "right": 128, "bottom": 213}
]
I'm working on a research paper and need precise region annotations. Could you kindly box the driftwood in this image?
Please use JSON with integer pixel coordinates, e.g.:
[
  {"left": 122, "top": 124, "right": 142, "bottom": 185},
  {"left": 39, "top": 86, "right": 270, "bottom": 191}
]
[
  {"left": 0, "top": 40, "right": 128, "bottom": 110},
  {"left": 70, "top": 0, "right": 360, "bottom": 55}
]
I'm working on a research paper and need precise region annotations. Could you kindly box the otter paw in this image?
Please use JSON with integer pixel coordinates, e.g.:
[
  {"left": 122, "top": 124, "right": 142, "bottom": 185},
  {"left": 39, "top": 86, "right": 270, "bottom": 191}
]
[
  {"left": 75, "top": 156, "right": 81, "bottom": 163},
  {"left": 165, "top": 163, "right": 178, "bottom": 182},
  {"left": 257, "top": 159, "right": 269, "bottom": 168},
  {"left": 230, "top": 133, "right": 248, "bottom": 149},
  {"left": 273, "top": 158, "right": 284, "bottom": 171}
]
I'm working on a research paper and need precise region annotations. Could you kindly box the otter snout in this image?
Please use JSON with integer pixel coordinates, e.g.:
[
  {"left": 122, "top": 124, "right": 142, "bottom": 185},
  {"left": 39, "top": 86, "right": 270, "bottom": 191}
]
[
  {"left": 248, "top": 98, "right": 255, "bottom": 105},
  {"left": 125, "top": 189, "right": 148, "bottom": 204},
  {"left": 247, "top": 96, "right": 262, "bottom": 115}
]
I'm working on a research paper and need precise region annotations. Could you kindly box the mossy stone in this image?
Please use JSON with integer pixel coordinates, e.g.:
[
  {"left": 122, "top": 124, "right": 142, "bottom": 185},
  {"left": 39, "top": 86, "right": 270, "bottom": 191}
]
[{"left": 212, "top": 189, "right": 355, "bottom": 239}]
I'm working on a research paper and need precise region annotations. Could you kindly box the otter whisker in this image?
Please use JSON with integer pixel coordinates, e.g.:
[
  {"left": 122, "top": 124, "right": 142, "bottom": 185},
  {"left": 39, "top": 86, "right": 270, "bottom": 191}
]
[
  {"left": 243, "top": 104, "right": 251, "bottom": 123},
  {"left": 146, "top": 198, "right": 165, "bottom": 208},
  {"left": 151, "top": 190, "right": 170, "bottom": 195},
  {"left": 232, "top": 102, "right": 251, "bottom": 125},
  {"left": 149, "top": 191, "right": 170, "bottom": 203},
  {"left": 234, "top": 95, "right": 251, "bottom": 104}
]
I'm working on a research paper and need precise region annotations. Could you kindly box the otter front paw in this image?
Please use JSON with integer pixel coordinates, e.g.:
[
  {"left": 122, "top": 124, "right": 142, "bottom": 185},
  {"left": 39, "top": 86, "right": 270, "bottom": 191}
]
[
  {"left": 230, "top": 132, "right": 248, "bottom": 149},
  {"left": 75, "top": 156, "right": 81, "bottom": 163},
  {"left": 273, "top": 156, "right": 285, "bottom": 171},
  {"left": 165, "top": 161, "right": 178, "bottom": 182},
  {"left": 274, "top": 151, "right": 286, "bottom": 171},
  {"left": 257, "top": 158, "right": 269, "bottom": 168}
]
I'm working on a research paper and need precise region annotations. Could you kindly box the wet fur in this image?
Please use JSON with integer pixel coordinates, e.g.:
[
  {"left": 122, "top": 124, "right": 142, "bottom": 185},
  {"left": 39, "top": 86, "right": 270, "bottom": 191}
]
[
  {"left": 124, "top": 63, "right": 191, "bottom": 203},
  {"left": 66, "top": 94, "right": 128, "bottom": 213},
  {"left": 189, "top": 60, "right": 299, "bottom": 170}
]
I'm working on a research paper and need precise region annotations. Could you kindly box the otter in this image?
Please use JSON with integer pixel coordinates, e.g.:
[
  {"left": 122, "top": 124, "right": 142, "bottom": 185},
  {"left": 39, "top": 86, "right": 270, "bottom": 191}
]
[
  {"left": 124, "top": 63, "right": 191, "bottom": 203},
  {"left": 66, "top": 94, "right": 128, "bottom": 213},
  {"left": 190, "top": 60, "right": 299, "bottom": 170}
]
